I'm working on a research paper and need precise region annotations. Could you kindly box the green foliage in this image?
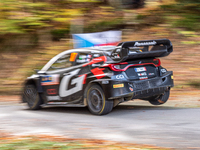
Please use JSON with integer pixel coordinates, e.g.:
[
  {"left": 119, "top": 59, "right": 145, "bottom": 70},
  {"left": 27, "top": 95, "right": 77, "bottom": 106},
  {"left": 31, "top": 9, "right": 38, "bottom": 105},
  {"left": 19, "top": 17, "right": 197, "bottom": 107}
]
[
  {"left": 0, "top": 136, "right": 169, "bottom": 150},
  {"left": 175, "top": 0, "right": 200, "bottom": 4},
  {"left": 0, "top": 1, "right": 51, "bottom": 35},
  {"left": 188, "top": 80, "right": 200, "bottom": 89},
  {"left": 0, "top": 20, "right": 24, "bottom": 34},
  {"left": 173, "top": 14, "right": 200, "bottom": 31},
  {"left": 69, "top": 0, "right": 100, "bottom": 2},
  {"left": 85, "top": 18, "right": 123, "bottom": 32},
  {"left": 136, "top": 14, "right": 147, "bottom": 20},
  {"left": 51, "top": 28, "right": 70, "bottom": 41},
  {"left": 159, "top": 0, "right": 200, "bottom": 31},
  {"left": 0, "top": 139, "right": 82, "bottom": 150},
  {"left": 0, "top": 0, "right": 86, "bottom": 37}
]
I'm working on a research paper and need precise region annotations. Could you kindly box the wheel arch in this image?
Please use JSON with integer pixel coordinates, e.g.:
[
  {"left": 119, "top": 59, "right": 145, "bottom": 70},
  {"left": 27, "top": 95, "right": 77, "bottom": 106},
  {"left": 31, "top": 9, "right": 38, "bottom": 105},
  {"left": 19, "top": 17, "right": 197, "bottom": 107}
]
[
  {"left": 83, "top": 81, "right": 103, "bottom": 106},
  {"left": 24, "top": 79, "right": 37, "bottom": 87},
  {"left": 22, "top": 78, "right": 43, "bottom": 103}
]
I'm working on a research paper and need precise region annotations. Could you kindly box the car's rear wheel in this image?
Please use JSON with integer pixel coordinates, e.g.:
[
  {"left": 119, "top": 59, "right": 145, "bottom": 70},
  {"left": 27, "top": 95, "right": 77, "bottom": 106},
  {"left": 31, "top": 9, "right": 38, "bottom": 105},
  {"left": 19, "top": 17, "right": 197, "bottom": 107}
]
[
  {"left": 148, "top": 90, "right": 170, "bottom": 105},
  {"left": 87, "top": 84, "right": 113, "bottom": 115},
  {"left": 23, "top": 84, "right": 42, "bottom": 110}
]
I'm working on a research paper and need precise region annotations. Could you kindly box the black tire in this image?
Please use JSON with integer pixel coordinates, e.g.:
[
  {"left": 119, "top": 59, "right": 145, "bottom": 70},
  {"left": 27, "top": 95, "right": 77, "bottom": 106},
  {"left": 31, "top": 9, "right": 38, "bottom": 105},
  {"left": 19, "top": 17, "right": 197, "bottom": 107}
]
[
  {"left": 87, "top": 84, "right": 113, "bottom": 115},
  {"left": 23, "top": 84, "right": 42, "bottom": 110},
  {"left": 148, "top": 90, "right": 170, "bottom": 105}
]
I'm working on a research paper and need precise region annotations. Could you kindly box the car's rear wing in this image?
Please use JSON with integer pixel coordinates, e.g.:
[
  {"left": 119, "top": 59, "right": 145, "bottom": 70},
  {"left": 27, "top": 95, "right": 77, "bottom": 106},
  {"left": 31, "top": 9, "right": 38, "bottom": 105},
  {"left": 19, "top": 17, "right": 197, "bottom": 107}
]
[{"left": 110, "top": 39, "right": 173, "bottom": 62}]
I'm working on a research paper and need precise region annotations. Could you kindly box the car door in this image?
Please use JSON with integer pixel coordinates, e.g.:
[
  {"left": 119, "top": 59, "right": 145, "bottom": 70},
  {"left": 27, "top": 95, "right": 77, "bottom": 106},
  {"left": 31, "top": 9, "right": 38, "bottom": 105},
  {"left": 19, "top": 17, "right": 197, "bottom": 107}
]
[
  {"left": 41, "top": 51, "right": 79, "bottom": 103},
  {"left": 42, "top": 51, "right": 91, "bottom": 104}
]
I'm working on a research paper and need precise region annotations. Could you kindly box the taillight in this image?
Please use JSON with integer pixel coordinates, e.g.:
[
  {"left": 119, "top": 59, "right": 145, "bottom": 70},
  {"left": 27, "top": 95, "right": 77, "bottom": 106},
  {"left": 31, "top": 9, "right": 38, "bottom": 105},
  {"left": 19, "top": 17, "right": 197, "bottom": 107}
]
[
  {"left": 102, "top": 62, "right": 128, "bottom": 72},
  {"left": 102, "top": 59, "right": 161, "bottom": 72},
  {"left": 153, "top": 59, "right": 161, "bottom": 67}
]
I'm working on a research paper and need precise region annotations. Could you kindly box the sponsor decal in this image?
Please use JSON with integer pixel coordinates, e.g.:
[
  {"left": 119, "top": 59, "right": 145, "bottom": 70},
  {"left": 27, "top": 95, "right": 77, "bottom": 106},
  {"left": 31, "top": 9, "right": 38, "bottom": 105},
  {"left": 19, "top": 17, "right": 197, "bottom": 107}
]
[
  {"left": 87, "top": 54, "right": 92, "bottom": 58},
  {"left": 137, "top": 72, "right": 147, "bottom": 76},
  {"left": 41, "top": 74, "right": 59, "bottom": 86},
  {"left": 79, "top": 54, "right": 91, "bottom": 59},
  {"left": 171, "top": 75, "right": 173, "bottom": 79},
  {"left": 92, "top": 58, "right": 103, "bottom": 61},
  {"left": 134, "top": 41, "right": 157, "bottom": 46},
  {"left": 135, "top": 67, "right": 146, "bottom": 72},
  {"left": 139, "top": 76, "right": 148, "bottom": 80},
  {"left": 112, "top": 74, "right": 126, "bottom": 80},
  {"left": 93, "top": 54, "right": 100, "bottom": 57},
  {"left": 77, "top": 55, "right": 91, "bottom": 63},
  {"left": 47, "top": 96, "right": 61, "bottom": 101},
  {"left": 148, "top": 73, "right": 155, "bottom": 76},
  {"left": 59, "top": 69, "right": 85, "bottom": 97},
  {"left": 129, "top": 87, "right": 133, "bottom": 92},
  {"left": 161, "top": 68, "right": 167, "bottom": 73},
  {"left": 102, "top": 80, "right": 109, "bottom": 84},
  {"left": 129, "top": 51, "right": 137, "bottom": 54},
  {"left": 86, "top": 58, "right": 91, "bottom": 62},
  {"left": 116, "top": 75, "right": 125, "bottom": 79},
  {"left": 113, "top": 84, "right": 124, "bottom": 88},
  {"left": 76, "top": 59, "right": 87, "bottom": 63},
  {"left": 79, "top": 55, "right": 87, "bottom": 59},
  {"left": 47, "top": 89, "right": 57, "bottom": 95},
  {"left": 92, "top": 64, "right": 101, "bottom": 67}
]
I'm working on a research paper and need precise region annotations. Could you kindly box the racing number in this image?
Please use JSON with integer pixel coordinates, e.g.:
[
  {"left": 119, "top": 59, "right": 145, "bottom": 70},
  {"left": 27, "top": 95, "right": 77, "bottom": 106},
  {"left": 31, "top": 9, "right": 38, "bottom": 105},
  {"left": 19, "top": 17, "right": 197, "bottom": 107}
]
[{"left": 59, "top": 69, "right": 85, "bottom": 97}]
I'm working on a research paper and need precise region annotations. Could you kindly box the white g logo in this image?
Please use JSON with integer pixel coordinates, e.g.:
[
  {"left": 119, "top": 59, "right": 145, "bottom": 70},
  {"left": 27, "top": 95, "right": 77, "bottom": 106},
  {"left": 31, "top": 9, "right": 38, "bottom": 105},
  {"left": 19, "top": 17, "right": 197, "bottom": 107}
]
[{"left": 59, "top": 69, "right": 85, "bottom": 97}]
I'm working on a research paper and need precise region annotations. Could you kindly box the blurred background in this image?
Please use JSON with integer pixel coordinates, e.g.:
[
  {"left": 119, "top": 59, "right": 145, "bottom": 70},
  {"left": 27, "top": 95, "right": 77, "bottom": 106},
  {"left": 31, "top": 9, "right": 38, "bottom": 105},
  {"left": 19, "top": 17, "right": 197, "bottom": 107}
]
[{"left": 0, "top": 0, "right": 200, "bottom": 99}]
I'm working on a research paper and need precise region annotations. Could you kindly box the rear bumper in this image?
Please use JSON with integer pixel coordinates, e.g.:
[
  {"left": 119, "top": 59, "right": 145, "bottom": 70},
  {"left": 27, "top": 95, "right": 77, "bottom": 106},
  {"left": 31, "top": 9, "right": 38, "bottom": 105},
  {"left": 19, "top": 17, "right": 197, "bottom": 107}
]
[{"left": 100, "top": 71, "right": 173, "bottom": 100}]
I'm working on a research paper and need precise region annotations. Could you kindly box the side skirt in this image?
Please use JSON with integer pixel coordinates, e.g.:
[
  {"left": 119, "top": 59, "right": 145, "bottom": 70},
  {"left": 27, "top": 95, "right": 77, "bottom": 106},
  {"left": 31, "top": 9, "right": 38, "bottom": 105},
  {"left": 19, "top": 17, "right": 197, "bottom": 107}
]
[{"left": 41, "top": 103, "right": 86, "bottom": 108}]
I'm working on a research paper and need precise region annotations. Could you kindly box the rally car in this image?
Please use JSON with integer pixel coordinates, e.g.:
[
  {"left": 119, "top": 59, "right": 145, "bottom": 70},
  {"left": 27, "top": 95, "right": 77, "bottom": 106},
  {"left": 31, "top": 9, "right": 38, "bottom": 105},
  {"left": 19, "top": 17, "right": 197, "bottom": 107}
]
[{"left": 22, "top": 39, "right": 174, "bottom": 115}]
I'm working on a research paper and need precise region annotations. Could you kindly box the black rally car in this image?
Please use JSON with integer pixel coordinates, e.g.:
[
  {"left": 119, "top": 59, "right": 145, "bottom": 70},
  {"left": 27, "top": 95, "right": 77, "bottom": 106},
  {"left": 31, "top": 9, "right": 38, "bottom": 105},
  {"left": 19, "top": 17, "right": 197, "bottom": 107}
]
[{"left": 22, "top": 39, "right": 174, "bottom": 115}]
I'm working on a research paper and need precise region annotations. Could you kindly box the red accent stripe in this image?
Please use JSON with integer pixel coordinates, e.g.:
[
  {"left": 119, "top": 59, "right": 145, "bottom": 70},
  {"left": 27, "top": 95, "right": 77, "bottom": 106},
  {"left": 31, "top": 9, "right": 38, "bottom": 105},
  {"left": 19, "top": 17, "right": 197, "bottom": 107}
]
[
  {"left": 47, "top": 89, "right": 57, "bottom": 95},
  {"left": 103, "top": 59, "right": 161, "bottom": 72},
  {"left": 90, "top": 68, "right": 105, "bottom": 79},
  {"left": 79, "top": 74, "right": 87, "bottom": 84}
]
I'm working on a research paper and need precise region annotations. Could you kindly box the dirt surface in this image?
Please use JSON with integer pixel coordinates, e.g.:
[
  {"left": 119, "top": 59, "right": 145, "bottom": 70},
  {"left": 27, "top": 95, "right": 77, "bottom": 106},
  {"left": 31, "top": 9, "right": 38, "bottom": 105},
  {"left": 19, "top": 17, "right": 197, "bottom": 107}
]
[
  {"left": 1, "top": 90, "right": 200, "bottom": 107},
  {"left": 1, "top": 100, "right": 200, "bottom": 149},
  {"left": 0, "top": 133, "right": 171, "bottom": 150}
]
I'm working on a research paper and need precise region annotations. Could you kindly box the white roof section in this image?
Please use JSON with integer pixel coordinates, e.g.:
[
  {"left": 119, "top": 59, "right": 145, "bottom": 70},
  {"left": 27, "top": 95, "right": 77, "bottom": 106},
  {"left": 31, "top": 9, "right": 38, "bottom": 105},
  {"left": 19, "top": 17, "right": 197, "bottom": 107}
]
[{"left": 39, "top": 46, "right": 116, "bottom": 72}]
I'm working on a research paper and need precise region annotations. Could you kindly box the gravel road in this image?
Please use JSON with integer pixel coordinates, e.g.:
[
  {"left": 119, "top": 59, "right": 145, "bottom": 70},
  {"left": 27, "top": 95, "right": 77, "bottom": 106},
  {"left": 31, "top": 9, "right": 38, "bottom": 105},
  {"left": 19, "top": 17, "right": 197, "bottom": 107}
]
[{"left": 0, "top": 100, "right": 200, "bottom": 149}]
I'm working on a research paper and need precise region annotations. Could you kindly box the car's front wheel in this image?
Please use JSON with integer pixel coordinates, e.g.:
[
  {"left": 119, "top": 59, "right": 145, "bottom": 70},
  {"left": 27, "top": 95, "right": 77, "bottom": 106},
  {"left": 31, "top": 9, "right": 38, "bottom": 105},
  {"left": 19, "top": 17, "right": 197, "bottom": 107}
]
[
  {"left": 23, "top": 84, "right": 42, "bottom": 110},
  {"left": 87, "top": 84, "right": 113, "bottom": 115},
  {"left": 148, "top": 90, "right": 170, "bottom": 105}
]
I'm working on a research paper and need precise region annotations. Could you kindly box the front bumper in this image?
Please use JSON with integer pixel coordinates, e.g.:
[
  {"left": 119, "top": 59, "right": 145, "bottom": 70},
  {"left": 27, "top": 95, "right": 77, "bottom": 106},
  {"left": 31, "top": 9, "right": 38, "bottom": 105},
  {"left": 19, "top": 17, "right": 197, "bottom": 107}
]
[{"left": 100, "top": 71, "right": 173, "bottom": 100}]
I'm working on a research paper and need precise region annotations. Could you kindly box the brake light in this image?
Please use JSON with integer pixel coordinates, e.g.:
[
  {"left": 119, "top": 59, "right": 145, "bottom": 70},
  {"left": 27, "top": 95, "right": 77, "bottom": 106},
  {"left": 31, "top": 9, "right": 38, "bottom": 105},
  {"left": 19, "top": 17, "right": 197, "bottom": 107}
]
[
  {"left": 102, "top": 59, "right": 161, "bottom": 72},
  {"left": 153, "top": 59, "right": 161, "bottom": 67},
  {"left": 102, "top": 62, "right": 128, "bottom": 72}
]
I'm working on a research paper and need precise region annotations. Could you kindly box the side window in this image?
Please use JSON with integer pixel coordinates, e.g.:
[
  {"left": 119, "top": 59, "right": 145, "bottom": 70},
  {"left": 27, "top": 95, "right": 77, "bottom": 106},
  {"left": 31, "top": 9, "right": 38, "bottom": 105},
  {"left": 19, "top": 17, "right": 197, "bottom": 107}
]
[
  {"left": 48, "top": 53, "right": 78, "bottom": 71},
  {"left": 75, "top": 53, "right": 92, "bottom": 65}
]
